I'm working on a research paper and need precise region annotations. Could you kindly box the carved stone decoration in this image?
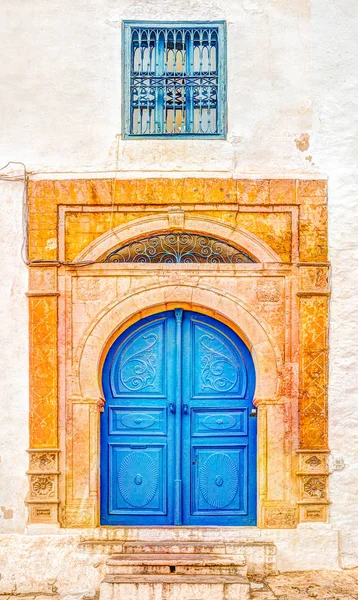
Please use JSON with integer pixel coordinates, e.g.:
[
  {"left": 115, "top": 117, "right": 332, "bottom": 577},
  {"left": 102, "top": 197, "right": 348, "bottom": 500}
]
[
  {"left": 256, "top": 281, "right": 281, "bottom": 303},
  {"left": 29, "top": 266, "right": 58, "bottom": 294},
  {"left": 304, "top": 506, "right": 326, "bottom": 521},
  {"left": 75, "top": 278, "right": 101, "bottom": 301},
  {"left": 30, "top": 475, "right": 56, "bottom": 498},
  {"left": 29, "top": 452, "right": 57, "bottom": 471},
  {"left": 300, "top": 266, "right": 329, "bottom": 292},
  {"left": 303, "top": 476, "right": 326, "bottom": 500},
  {"left": 28, "top": 504, "right": 58, "bottom": 524},
  {"left": 168, "top": 209, "right": 185, "bottom": 231},
  {"left": 62, "top": 507, "right": 94, "bottom": 528},
  {"left": 264, "top": 507, "right": 297, "bottom": 528},
  {"left": 306, "top": 455, "right": 322, "bottom": 468}
]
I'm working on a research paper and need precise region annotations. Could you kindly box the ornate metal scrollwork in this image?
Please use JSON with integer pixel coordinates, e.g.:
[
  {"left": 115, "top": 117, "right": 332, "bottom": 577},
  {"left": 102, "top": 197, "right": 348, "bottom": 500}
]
[{"left": 103, "top": 233, "right": 256, "bottom": 264}]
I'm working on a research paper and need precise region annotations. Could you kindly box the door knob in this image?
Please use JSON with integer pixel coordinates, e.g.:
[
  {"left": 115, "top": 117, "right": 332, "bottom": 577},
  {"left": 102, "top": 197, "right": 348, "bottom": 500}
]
[
  {"left": 183, "top": 403, "right": 189, "bottom": 414},
  {"left": 169, "top": 403, "right": 176, "bottom": 414}
]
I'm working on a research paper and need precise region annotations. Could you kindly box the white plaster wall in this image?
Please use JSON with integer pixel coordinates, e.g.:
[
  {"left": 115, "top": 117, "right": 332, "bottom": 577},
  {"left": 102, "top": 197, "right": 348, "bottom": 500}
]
[
  {"left": 310, "top": 2, "right": 358, "bottom": 569},
  {"left": 1, "top": 0, "right": 314, "bottom": 176},
  {"left": 0, "top": 0, "right": 358, "bottom": 571},
  {"left": 0, "top": 180, "right": 28, "bottom": 532}
]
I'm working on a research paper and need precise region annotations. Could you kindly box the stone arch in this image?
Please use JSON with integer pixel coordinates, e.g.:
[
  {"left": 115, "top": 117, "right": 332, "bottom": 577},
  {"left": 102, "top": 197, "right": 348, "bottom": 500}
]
[
  {"left": 74, "top": 213, "right": 281, "bottom": 263},
  {"left": 77, "top": 283, "right": 280, "bottom": 404}
]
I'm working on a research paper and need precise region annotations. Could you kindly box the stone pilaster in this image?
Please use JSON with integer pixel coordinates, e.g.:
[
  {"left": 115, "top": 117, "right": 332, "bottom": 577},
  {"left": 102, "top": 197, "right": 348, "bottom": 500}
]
[
  {"left": 26, "top": 265, "right": 60, "bottom": 525},
  {"left": 297, "top": 262, "right": 330, "bottom": 522}
]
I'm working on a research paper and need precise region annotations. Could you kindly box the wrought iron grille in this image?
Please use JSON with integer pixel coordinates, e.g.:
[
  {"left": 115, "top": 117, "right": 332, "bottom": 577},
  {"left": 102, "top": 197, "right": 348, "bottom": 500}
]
[
  {"left": 122, "top": 21, "right": 227, "bottom": 137},
  {"left": 103, "top": 233, "right": 256, "bottom": 264}
]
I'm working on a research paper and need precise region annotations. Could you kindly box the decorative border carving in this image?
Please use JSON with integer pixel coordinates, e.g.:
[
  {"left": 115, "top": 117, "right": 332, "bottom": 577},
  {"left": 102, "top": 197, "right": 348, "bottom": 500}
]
[
  {"left": 298, "top": 295, "right": 329, "bottom": 449},
  {"left": 29, "top": 451, "right": 57, "bottom": 472},
  {"left": 263, "top": 504, "right": 298, "bottom": 529},
  {"left": 29, "top": 295, "right": 58, "bottom": 449},
  {"left": 62, "top": 506, "right": 95, "bottom": 528}
]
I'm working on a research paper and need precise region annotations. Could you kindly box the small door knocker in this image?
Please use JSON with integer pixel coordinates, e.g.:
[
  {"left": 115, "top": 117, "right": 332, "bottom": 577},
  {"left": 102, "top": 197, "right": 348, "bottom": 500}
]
[{"left": 169, "top": 402, "right": 176, "bottom": 414}]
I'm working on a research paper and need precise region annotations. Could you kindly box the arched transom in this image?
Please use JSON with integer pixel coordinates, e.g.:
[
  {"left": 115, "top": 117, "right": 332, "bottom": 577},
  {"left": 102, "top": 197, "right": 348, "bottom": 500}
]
[{"left": 103, "top": 232, "right": 256, "bottom": 264}]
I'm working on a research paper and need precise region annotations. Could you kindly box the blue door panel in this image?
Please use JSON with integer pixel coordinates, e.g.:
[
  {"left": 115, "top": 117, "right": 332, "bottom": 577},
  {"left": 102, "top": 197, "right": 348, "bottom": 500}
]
[
  {"left": 109, "top": 445, "right": 167, "bottom": 515},
  {"left": 101, "top": 310, "right": 257, "bottom": 526},
  {"left": 191, "top": 408, "right": 248, "bottom": 436},
  {"left": 192, "top": 321, "right": 248, "bottom": 398},
  {"left": 109, "top": 407, "right": 167, "bottom": 435},
  {"left": 110, "top": 320, "right": 166, "bottom": 397},
  {"left": 191, "top": 446, "right": 247, "bottom": 515},
  {"left": 101, "top": 313, "right": 175, "bottom": 525}
]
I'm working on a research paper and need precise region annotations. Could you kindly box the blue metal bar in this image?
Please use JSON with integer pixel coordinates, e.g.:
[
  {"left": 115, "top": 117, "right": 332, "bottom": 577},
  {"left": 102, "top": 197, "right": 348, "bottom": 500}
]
[
  {"left": 174, "top": 307, "right": 183, "bottom": 525},
  {"left": 185, "top": 30, "right": 194, "bottom": 133}
]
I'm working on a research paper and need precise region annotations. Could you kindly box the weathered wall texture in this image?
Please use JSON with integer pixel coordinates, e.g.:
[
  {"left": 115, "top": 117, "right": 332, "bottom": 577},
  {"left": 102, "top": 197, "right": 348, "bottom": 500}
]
[
  {"left": 0, "top": 0, "right": 358, "bottom": 574},
  {"left": 0, "top": 182, "right": 28, "bottom": 532}
]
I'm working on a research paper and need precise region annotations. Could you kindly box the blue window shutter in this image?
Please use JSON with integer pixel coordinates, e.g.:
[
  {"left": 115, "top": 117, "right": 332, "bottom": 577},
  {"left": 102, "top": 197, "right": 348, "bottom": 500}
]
[{"left": 122, "top": 21, "right": 227, "bottom": 139}]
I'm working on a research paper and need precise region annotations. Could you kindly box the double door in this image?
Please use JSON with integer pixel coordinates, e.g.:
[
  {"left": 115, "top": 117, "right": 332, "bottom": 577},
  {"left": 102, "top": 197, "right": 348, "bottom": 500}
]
[{"left": 101, "top": 309, "right": 257, "bottom": 525}]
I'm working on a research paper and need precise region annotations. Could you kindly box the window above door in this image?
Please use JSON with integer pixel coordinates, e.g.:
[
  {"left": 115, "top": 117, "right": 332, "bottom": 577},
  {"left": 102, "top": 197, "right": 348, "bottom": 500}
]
[{"left": 122, "top": 21, "right": 227, "bottom": 139}]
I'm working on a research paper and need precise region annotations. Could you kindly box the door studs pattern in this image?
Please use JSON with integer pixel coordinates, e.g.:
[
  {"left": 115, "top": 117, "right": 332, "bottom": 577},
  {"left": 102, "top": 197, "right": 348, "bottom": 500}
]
[
  {"left": 118, "top": 452, "right": 158, "bottom": 507},
  {"left": 199, "top": 452, "right": 239, "bottom": 508}
]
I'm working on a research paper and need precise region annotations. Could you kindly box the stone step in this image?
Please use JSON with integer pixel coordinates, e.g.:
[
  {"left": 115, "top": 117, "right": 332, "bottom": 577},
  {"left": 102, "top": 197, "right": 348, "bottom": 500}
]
[
  {"left": 100, "top": 573, "right": 250, "bottom": 600},
  {"left": 108, "top": 552, "right": 246, "bottom": 564},
  {"left": 123, "top": 541, "right": 229, "bottom": 554},
  {"left": 106, "top": 552, "right": 247, "bottom": 576},
  {"left": 80, "top": 539, "right": 277, "bottom": 576},
  {"left": 122, "top": 541, "right": 277, "bottom": 576}
]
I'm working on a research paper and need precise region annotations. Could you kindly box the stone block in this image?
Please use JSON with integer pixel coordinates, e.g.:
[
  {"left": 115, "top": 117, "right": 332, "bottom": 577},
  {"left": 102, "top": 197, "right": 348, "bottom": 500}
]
[{"left": 100, "top": 575, "right": 250, "bottom": 600}]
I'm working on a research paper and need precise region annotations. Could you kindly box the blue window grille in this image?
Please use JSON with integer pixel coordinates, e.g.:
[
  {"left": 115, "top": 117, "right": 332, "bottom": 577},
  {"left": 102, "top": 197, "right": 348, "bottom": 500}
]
[{"left": 122, "top": 21, "right": 227, "bottom": 138}]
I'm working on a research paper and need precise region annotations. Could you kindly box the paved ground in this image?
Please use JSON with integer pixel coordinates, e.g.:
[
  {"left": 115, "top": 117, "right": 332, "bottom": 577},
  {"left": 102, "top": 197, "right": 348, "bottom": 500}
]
[
  {"left": 249, "top": 569, "right": 358, "bottom": 599},
  {"left": 2, "top": 571, "right": 358, "bottom": 600}
]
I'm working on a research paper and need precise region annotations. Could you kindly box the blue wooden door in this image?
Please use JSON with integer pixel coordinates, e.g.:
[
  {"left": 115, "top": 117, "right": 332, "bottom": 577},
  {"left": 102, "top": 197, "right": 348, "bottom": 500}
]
[{"left": 101, "top": 310, "right": 256, "bottom": 526}]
